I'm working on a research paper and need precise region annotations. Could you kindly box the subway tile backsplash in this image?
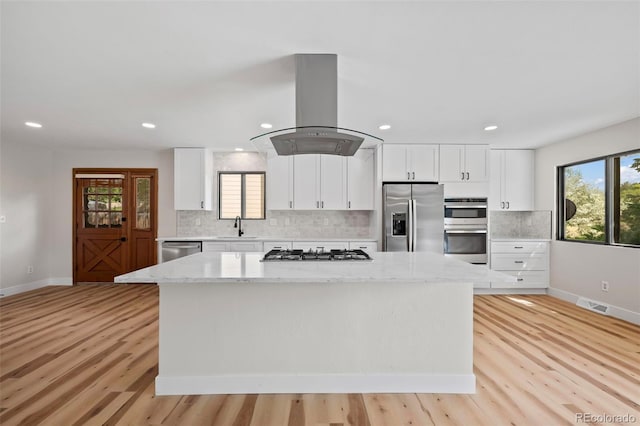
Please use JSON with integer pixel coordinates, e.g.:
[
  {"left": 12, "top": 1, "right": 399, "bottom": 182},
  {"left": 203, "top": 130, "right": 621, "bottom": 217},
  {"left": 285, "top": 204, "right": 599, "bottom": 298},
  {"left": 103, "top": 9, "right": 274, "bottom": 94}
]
[
  {"left": 177, "top": 210, "right": 375, "bottom": 238},
  {"left": 489, "top": 210, "right": 552, "bottom": 239}
]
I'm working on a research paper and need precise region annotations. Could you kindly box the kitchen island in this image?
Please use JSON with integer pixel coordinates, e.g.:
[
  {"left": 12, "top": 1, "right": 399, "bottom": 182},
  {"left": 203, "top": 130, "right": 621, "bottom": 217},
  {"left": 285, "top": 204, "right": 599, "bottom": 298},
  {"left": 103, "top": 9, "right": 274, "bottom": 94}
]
[{"left": 115, "top": 251, "right": 513, "bottom": 396}]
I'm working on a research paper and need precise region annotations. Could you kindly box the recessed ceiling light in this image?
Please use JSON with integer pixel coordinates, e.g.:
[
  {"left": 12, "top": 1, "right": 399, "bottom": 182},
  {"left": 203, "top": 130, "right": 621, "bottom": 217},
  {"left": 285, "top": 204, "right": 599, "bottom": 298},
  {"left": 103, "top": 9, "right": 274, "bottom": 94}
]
[
  {"left": 378, "top": 124, "right": 391, "bottom": 130},
  {"left": 235, "top": 148, "right": 244, "bottom": 152},
  {"left": 260, "top": 123, "right": 273, "bottom": 129},
  {"left": 484, "top": 125, "right": 498, "bottom": 131},
  {"left": 142, "top": 122, "right": 156, "bottom": 129},
  {"left": 25, "top": 121, "right": 42, "bottom": 128}
]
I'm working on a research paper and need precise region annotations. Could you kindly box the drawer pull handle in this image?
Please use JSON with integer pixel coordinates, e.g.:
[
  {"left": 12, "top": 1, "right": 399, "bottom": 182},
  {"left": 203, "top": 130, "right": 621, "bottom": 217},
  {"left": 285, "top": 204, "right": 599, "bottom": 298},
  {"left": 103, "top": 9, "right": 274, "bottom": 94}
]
[
  {"left": 517, "top": 278, "right": 524, "bottom": 282},
  {"left": 514, "top": 260, "right": 524, "bottom": 264},
  {"left": 514, "top": 246, "right": 524, "bottom": 249}
]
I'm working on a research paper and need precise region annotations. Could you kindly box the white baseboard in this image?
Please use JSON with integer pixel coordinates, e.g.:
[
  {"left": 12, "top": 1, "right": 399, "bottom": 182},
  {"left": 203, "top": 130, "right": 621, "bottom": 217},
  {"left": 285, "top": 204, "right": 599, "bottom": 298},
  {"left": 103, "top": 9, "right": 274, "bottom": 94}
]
[
  {"left": 548, "top": 287, "right": 640, "bottom": 325},
  {"left": 474, "top": 288, "right": 547, "bottom": 295},
  {"left": 0, "top": 277, "right": 73, "bottom": 298},
  {"left": 155, "top": 373, "right": 476, "bottom": 396}
]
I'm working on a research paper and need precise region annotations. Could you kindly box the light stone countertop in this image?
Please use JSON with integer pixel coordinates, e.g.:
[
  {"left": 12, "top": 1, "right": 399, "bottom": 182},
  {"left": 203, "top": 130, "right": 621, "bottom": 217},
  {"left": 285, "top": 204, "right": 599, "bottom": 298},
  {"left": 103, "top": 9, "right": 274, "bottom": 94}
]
[
  {"left": 156, "top": 236, "right": 378, "bottom": 242},
  {"left": 115, "top": 251, "right": 515, "bottom": 284}
]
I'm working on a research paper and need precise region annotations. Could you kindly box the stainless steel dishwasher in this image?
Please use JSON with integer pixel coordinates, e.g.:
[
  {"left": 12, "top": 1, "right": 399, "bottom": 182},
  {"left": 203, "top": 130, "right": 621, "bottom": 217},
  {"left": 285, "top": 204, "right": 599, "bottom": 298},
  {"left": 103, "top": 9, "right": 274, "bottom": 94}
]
[{"left": 161, "top": 241, "right": 202, "bottom": 262}]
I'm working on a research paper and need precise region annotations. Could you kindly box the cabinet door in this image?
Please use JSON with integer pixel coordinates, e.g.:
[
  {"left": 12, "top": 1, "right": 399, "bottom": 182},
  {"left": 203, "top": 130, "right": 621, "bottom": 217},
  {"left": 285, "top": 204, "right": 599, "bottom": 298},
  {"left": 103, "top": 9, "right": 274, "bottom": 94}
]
[
  {"left": 174, "top": 148, "right": 212, "bottom": 210},
  {"left": 382, "top": 145, "right": 409, "bottom": 181},
  {"left": 293, "top": 155, "right": 320, "bottom": 209},
  {"left": 229, "top": 241, "right": 263, "bottom": 252},
  {"left": 202, "top": 242, "right": 228, "bottom": 252},
  {"left": 266, "top": 152, "right": 293, "bottom": 210},
  {"left": 503, "top": 150, "right": 534, "bottom": 210},
  {"left": 464, "top": 145, "right": 489, "bottom": 182},
  {"left": 347, "top": 149, "right": 375, "bottom": 210},
  {"left": 489, "top": 150, "right": 504, "bottom": 210},
  {"left": 409, "top": 145, "right": 439, "bottom": 181},
  {"left": 320, "top": 155, "right": 347, "bottom": 210},
  {"left": 438, "top": 145, "right": 464, "bottom": 182}
]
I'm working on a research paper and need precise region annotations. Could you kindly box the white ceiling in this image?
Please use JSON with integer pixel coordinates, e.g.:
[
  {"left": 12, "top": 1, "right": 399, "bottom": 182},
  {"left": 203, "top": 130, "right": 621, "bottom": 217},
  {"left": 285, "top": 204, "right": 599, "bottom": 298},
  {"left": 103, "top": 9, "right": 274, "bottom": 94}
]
[{"left": 1, "top": 1, "right": 639, "bottom": 152}]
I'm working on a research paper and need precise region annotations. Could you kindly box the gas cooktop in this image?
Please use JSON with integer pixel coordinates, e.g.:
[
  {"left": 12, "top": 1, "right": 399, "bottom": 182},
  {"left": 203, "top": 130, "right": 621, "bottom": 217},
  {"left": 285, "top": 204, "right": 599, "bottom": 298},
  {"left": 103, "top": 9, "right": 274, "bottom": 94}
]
[{"left": 261, "top": 249, "right": 372, "bottom": 262}]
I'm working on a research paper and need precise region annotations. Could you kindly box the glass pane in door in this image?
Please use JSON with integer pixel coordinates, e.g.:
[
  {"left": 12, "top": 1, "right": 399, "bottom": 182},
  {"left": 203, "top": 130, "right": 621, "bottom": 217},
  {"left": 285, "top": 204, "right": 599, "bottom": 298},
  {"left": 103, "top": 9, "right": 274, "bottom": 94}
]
[
  {"left": 135, "top": 177, "right": 151, "bottom": 230},
  {"left": 82, "top": 178, "right": 124, "bottom": 228}
]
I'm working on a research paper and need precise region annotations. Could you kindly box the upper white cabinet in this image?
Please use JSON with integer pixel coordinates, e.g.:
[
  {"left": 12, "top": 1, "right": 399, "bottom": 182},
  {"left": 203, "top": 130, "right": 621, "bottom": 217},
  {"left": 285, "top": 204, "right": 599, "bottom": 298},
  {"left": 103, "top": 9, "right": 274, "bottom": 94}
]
[
  {"left": 293, "top": 155, "right": 347, "bottom": 210},
  {"left": 174, "top": 148, "right": 213, "bottom": 210},
  {"left": 266, "top": 151, "right": 294, "bottom": 210},
  {"left": 347, "top": 149, "right": 375, "bottom": 210},
  {"left": 382, "top": 144, "right": 439, "bottom": 182},
  {"left": 439, "top": 145, "right": 489, "bottom": 183},
  {"left": 490, "top": 150, "right": 534, "bottom": 211}
]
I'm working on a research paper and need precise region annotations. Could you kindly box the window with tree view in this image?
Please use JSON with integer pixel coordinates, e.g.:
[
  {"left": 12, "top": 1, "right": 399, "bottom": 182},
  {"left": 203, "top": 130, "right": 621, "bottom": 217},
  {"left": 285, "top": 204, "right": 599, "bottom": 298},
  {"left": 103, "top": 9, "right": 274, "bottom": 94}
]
[{"left": 558, "top": 150, "right": 640, "bottom": 247}]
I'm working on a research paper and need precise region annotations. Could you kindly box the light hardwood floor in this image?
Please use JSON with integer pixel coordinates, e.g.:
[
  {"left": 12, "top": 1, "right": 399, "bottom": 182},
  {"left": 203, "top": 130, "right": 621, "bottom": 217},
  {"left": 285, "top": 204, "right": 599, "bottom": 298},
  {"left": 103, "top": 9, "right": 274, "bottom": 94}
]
[{"left": 0, "top": 285, "right": 638, "bottom": 425}]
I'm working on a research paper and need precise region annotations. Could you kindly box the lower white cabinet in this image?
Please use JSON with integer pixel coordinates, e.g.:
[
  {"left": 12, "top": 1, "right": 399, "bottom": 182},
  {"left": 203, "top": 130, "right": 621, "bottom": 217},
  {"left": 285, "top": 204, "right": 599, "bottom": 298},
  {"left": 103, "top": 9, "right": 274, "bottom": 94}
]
[
  {"left": 293, "top": 241, "right": 349, "bottom": 251},
  {"left": 490, "top": 240, "right": 549, "bottom": 288},
  {"left": 203, "top": 241, "right": 264, "bottom": 252}
]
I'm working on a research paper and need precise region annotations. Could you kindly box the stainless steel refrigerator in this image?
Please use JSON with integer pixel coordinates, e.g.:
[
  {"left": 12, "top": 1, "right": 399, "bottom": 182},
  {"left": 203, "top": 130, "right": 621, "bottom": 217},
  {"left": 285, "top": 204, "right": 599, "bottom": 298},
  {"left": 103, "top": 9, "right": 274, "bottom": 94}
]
[{"left": 383, "top": 183, "right": 444, "bottom": 253}]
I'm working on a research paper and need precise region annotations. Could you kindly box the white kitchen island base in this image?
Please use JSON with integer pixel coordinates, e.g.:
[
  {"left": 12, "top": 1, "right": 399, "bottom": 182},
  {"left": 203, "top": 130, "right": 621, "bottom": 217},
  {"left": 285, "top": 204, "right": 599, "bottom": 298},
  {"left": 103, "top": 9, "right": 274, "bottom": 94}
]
[
  {"left": 115, "top": 251, "right": 515, "bottom": 396},
  {"left": 156, "top": 280, "right": 474, "bottom": 395}
]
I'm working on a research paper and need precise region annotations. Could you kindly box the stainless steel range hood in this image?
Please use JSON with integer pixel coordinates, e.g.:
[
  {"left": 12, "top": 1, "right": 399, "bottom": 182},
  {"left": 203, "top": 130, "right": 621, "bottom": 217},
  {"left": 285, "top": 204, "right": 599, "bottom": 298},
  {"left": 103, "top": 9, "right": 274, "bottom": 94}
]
[{"left": 267, "top": 54, "right": 368, "bottom": 156}]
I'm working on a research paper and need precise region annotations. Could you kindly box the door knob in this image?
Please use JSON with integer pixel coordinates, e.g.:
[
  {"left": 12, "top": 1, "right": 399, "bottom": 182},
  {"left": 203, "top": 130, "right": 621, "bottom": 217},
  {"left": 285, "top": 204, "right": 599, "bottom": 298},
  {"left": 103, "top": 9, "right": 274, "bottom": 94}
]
[{"left": 120, "top": 237, "right": 127, "bottom": 242}]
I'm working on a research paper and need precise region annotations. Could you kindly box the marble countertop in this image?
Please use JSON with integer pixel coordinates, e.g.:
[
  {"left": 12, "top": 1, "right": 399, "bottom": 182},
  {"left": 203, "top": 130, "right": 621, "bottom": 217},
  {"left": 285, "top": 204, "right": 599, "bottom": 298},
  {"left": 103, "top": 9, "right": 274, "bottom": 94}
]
[
  {"left": 157, "top": 236, "right": 378, "bottom": 242},
  {"left": 115, "top": 251, "right": 515, "bottom": 284}
]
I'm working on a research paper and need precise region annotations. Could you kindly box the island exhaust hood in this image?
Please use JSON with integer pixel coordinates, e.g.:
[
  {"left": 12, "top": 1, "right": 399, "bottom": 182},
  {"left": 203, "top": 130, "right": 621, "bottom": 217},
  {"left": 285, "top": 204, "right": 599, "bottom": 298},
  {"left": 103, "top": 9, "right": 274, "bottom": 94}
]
[{"left": 252, "top": 54, "right": 382, "bottom": 156}]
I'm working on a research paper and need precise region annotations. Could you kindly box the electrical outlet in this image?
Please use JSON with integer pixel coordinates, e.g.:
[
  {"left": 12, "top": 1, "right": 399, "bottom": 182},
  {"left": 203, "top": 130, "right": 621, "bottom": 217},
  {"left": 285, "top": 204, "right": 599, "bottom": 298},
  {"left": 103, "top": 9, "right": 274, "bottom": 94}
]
[
  {"left": 27, "top": 265, "right": 34, "bottom": 274},
  {"left": 601, "top": 281, "right": 609, "bottom": 292}
]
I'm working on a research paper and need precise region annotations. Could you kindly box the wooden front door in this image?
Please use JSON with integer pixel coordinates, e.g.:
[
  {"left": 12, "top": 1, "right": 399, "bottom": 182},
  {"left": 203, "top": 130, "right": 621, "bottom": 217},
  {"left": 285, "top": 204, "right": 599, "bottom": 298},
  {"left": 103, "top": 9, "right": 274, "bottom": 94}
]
[{"left": 73, "top": 169, "right": 158, "bottom": 283}]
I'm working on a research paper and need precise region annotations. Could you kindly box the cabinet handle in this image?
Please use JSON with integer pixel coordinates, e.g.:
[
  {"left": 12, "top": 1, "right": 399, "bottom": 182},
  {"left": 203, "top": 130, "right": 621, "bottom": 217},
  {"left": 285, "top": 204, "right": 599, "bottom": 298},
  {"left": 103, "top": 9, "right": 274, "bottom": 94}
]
[
  {"left": 466, "top": 172, "right": 470, "bottom": 180},
  {"left": 201, "top": 201, "right": 204, "bottom": 209},
  {"left": 321, "top": 201, "right": 324, "bottom": 208},
  {"left": 506, "top": 201, "right": 510, "bottom": 209},
  {"left": 501, "top": 202, "right": 505, "bottom": 209},
  {"left": 317, "top": 201, "right": 319, "bottom": 208},
  {"left": 514, "top": 260, "right": 524, "bottom": 264},
  {"left": 348, "top": 201, "right": 351, "bottom": 209},
  {"left": 461, "top": 172, "right": 465, "bottom": 181},
  {"left": 517, "top": 278, "right": 524, "bottom": 282},
  {"left": 407, "top": 172, "right": 410, "bottom": 180},
  {"left": 412, "top": 171, "right": 415, "bottom": 180},
  {"left": 514, "top": 246, "right": 524, "bottom": 249}
]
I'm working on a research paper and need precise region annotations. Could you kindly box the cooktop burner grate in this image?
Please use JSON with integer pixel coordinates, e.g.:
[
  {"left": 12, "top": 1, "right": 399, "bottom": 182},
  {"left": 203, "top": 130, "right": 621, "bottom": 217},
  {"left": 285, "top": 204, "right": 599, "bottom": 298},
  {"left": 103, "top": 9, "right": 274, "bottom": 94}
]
[{"left": 261, "top": 248, "right": 372, "bottom": 261}]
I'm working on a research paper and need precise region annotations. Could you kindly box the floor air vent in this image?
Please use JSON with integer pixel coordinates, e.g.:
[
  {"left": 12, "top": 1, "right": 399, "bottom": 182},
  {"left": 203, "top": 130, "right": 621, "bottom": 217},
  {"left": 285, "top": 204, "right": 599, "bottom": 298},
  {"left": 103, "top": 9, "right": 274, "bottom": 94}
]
[{"left": 576, "top": 297, "right": 611, "bottom": 315}]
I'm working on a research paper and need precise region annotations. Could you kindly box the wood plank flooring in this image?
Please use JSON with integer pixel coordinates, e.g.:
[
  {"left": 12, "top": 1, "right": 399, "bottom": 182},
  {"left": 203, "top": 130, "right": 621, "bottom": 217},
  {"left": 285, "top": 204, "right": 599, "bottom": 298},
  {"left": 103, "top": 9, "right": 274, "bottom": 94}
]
[{"left": 0, "top": 285, "right": 638, "bottom": 425}]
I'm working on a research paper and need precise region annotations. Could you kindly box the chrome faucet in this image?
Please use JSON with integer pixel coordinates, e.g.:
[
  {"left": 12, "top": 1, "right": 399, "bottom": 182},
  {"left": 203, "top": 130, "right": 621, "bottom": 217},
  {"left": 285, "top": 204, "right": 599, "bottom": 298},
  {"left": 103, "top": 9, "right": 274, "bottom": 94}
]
[{"left": 234, "top": 216, "right": 244, "bottom": 237}]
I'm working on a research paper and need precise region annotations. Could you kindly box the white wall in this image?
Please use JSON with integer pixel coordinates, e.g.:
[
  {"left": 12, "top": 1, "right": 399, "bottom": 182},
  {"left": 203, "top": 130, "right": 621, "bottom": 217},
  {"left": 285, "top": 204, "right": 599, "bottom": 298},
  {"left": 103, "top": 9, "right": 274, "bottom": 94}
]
[
  {"left": 535, "top": 117, "right": 640, "bottom": 318},
  {"left": 0, "top": 141, "right": 176, "bottom": 291},
  {"left": 48, "top": 148, "right": 176, "bottom": 280},
  {"left": 0, "top": 140, "right": 55, "bottom": 290}
]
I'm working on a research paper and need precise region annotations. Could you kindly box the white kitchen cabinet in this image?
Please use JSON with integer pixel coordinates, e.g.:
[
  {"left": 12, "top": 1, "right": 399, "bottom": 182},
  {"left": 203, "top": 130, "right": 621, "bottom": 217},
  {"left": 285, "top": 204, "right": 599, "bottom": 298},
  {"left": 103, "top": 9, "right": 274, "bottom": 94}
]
[
  {"left": 263, "top": 241, "right": 292, "bottom": 252},
  {"left": 490, "top": 150, "right": 534, "bottom": 211},
  {"left": 439, "top": 145, "right": 489, "bottom": 183},
  {"left": 293, "top": 155, "right": 347, "bottom": 210},
  {"left": 382, "top": 144, "right": 439, "bottom": 181},
  {"left": 490, "top": 240, "right": 549, "bottom": 288},
  {"left": 174, "top": 148, "right": 213, "bottom": 210},
  {"left": 348, "top": 241, "right": 378, "bottom": 252},
  {"left": 347, "top": 149, "right": 375, "bottom": 210},
  {"left": 292, "top": 241, "right": 349, "bottom": 251},
  {"left": 203, "top": 241, "right": 264, "bottom": 252},
  {"left": 266, "top": 151, "right": 293, "bottom": 210}
]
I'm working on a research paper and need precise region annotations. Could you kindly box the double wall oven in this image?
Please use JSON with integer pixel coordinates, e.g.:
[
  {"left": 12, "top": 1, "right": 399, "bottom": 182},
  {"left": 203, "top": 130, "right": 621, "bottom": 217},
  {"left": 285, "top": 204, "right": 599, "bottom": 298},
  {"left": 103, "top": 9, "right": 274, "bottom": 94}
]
[{"left": 443, "top": 198, "right": 488, "bottom": 264}]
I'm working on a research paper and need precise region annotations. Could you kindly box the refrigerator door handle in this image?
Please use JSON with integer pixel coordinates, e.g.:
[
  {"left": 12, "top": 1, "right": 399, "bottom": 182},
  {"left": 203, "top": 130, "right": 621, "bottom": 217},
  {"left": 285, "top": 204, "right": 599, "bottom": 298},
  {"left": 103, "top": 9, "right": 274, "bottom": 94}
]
[
  {"left": 412, "top": 199, "right": 418, "bottom": 252},
  {"left": 407, "top": 200, "right": 413, "bottom": 251}
]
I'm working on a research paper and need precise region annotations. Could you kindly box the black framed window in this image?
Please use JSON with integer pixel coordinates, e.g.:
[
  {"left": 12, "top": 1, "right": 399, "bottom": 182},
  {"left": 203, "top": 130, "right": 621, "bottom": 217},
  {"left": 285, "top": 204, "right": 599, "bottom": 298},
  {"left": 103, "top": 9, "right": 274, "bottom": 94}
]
[
  {"left": 218, "top": 172, "right": 265, "bottom": 220},
  {"left": 558, "top": 150, "right": 639, "bottom": 247}
]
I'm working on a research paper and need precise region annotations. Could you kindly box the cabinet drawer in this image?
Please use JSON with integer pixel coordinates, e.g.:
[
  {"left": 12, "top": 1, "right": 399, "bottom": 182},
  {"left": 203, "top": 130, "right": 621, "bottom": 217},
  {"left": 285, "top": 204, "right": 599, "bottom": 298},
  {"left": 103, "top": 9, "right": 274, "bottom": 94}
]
[
  {"left": 229, "top": 242, "right": 263, "bottom": 252},
  {"left": 348, "top": 242, "right": 378, "bottom": 252},
  {"left": 491, "top": 271, "right": 548, "bottom": 288},
  {"left": 491, "top": 241, "right": 548, "bottom": 254},
  {"left": 293, "top": 241, "right": 349, "bottom": 251},
  {"left": 263, "top": 241, "right": 292, "bottom": 252},
  {"left": 491, "top": 254, "right": 547, "bottom": 271},
  {"left": 202, "top": 242, "right": 229, "bottom": 252}
]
